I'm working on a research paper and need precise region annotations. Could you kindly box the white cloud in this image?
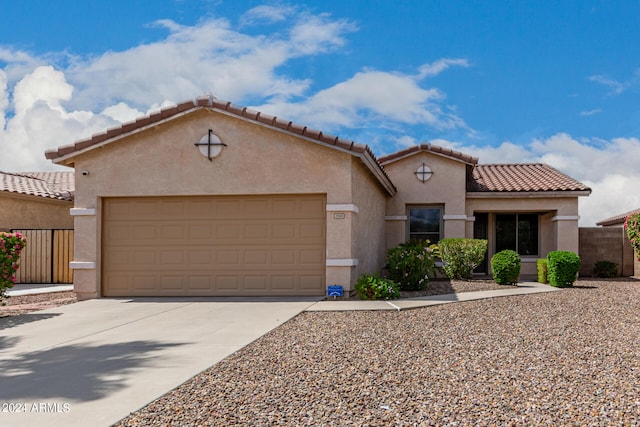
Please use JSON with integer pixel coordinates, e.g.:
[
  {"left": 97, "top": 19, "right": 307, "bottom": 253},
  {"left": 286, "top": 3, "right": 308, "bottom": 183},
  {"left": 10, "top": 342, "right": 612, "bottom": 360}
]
[
  {"left": 588, "top": 74, "right": 624, "bottom": 95},
  {"left": 255, "top": 66, "right": 468, "bottom": 133},
  {"left": 587, "top": 71, "right": 640, "bottom": 96},
  {"left": 0, "top": 66, "right": 118, "bottom": 171},
  {"left": 580, "top": 108, "right": 601, "bottom": 116},
  {"left": 240, "top": 5, "right": 295, "bottom": 26},
  {"left": 417, "top": 58, "right": 469, "bottom": 79}
]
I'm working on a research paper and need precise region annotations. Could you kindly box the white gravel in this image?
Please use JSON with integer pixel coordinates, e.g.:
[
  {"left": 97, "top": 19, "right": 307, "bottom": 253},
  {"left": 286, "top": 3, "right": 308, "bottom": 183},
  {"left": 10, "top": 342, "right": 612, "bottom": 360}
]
[{"left": 115, "top": 279, "right": 640, "bottom": 426}]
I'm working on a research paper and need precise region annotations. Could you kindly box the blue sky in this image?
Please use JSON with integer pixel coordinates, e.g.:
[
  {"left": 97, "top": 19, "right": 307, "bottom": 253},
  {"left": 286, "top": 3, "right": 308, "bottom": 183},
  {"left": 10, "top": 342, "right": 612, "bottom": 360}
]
[{"left": 0, "top": 0, "right": 639, "bottom": 225}]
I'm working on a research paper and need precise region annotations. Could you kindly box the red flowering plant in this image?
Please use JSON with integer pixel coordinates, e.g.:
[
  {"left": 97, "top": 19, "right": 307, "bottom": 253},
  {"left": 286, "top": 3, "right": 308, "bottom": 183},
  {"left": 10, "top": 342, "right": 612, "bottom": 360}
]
[
  {"left": 0, "top": 232, "right": 27, "bottom": 301},
  {"left": 624, "top": 212, "right": 640, "bottom": 260}
]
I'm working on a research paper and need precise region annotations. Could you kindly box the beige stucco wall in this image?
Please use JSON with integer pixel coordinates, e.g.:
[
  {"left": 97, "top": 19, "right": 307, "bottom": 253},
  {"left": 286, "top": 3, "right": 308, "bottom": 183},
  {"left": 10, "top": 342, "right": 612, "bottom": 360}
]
[
  {"left": 351, "top": 159, "right": 389, "bottom": 280},
  {"left": 64, "top": 109, "right": 389, "bottom": 298},
  {"left": 0, "top": 193, "right": 73, "bottom": 231},
  {"left": 466, "top": 196, "right": 581, "bottom": 276},
  {"left": 383, "top": 152, "right": 469, "bottom": 249}
]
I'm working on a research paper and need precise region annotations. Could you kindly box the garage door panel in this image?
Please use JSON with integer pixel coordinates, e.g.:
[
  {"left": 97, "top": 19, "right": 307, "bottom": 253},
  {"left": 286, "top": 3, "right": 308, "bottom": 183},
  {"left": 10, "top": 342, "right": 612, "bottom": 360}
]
[
  {"left": 102, "top": 195, "right": 326, "bottom": 297},
  {"left": 271, "top": 276, "right": 295, "bottom": 290},
  {"left": 217, "top": 276, "right": 240, "bottom": 290},
  {"left": 188, "top": 276, "right": 212, "bottom": 290},
  {"left": 299, "top": 275, "right": 324, "bottom": 290},
  {"left": 160, "top": 276, "right": 185, "bottom": 290}
]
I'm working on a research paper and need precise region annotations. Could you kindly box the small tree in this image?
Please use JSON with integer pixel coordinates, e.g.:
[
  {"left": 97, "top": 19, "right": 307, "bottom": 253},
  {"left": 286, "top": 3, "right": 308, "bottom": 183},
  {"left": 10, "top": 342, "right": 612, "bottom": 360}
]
[
  {"left": 0, "top": 232, "right": 27, "bottom": 301},
  {"left": 624, "top": 211, "right": 640, "bottom": 260}
]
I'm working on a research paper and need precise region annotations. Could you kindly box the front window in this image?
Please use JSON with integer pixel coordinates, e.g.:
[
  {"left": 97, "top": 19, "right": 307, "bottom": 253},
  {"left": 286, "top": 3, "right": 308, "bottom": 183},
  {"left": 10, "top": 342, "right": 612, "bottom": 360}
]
[
  {"left": 408, "top": 207, "right": 442, "bottom": 243},
  {"left": 495, "top": 213, "right": 539, "bottom": 256}
]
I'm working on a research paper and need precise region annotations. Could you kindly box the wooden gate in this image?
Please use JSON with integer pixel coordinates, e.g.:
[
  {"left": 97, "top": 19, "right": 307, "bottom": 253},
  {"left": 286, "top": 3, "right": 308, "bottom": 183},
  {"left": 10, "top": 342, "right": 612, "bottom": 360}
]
[{"left": 11, "top": 229, "right": 74, "bottom": 284}]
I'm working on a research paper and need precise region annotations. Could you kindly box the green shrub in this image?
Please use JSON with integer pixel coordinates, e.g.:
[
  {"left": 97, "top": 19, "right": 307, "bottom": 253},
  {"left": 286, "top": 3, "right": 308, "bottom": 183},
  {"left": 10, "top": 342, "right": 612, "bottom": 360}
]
[
  {"left": 593, "top": 260, "right": 619, "bottom": 278},
  {"left": 354, "top": 274, "right": 400, "bottom": 300},
  {"left": 491, "top": 250, "right": 521, "bottom": 285},
  {"left": 536, "top": 258, "right": 548, "bottom": 284},
  {"left": 386, "top": 240, "right": 437, "bottom": 291},
  {"left": 437, "top": 238, "right": 488, "bottom": 279},
  {"left": 547, "top": 251, "right": 581, "bottom": 287},
  {"left": 0, "top": 231, "right": 27, "bottom": 301},
  {"left": 624, "top": 212, "right": 640, "bottom": 260}
]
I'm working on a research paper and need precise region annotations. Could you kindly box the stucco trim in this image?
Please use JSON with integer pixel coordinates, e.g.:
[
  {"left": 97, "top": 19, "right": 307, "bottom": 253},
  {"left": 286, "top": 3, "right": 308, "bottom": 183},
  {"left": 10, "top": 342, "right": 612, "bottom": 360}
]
[
  {"left": 326, "top": 258, "right": 359, "bottom": 267},
  {"left": 385, "top": 215, "right": 408, "bottom": 221},
  {"left": 466, "top": 191, "right": 591, "bottom": 198},
  {"left": 70, "top": 208, "right": 96, "bottom": 216},
  {"left": 551, "top": 215, "right": 580, "bottom": 221},
  {"left": 326, "top": 204, "right": 359, "bottom": 213},
  {"left": 70, "top": 261, "right": 96, "bottom": 269},
  {"left": 443, "top": 214, "right": 468, "bottom": 220}
]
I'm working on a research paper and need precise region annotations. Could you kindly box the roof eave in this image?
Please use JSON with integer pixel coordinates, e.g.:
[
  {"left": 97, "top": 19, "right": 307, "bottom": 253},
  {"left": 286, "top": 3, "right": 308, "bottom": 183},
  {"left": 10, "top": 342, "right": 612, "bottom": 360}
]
[{"left": 466, "top": 190, "right": 592, "bottom": 199}]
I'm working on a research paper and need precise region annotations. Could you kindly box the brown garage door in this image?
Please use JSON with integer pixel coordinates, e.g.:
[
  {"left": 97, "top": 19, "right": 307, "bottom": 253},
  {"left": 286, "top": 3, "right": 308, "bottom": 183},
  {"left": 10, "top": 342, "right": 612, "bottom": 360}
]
[{"left": 102, "top": 195, "right": 326, "bottom": 297}]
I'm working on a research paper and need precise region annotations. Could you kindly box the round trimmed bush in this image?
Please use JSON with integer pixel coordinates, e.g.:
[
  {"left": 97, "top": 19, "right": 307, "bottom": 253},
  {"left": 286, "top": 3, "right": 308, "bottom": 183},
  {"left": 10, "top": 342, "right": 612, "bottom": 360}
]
[
  {"left": 547, "top": 250, "right": 581, "bottom": 287},
  {"left": 491, "top": 250, "right": 521, "bottom": 285}
]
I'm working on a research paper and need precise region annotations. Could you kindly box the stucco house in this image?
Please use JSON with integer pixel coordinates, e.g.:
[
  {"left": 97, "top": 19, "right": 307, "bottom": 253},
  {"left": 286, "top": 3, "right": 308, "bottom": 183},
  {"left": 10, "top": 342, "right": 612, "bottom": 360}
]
[
  {"left": 44, "top": 97, "right": 591, "bottom": 300},
  {"left": 0, "top": 171, "right": 75, "bottom": 283}
]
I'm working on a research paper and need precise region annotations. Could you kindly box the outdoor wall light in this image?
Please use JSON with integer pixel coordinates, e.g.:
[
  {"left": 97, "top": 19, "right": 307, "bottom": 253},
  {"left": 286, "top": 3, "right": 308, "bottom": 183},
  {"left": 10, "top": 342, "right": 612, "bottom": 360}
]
[
  {"left": 415, "top": 163, "right": 433, "bottom": 182},
  {"left": 195, "top": 129, "right": 227, "bottom": 161}
]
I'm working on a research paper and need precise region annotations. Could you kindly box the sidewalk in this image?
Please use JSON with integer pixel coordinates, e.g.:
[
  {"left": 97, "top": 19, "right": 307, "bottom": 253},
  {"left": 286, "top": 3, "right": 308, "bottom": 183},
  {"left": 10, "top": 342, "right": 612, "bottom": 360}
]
[
  {"left": 6, "top": 283, "right": 73, "bottom": 296},
  {"left": 306, "top": 281, "right": 560, "bottom": 311}
]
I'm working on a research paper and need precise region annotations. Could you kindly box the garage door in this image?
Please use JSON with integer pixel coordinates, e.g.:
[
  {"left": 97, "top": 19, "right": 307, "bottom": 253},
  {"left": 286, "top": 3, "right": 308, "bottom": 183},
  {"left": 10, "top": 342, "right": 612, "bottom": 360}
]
[{"left": 102, "top": 195, "right": 326, "bottom": 297}]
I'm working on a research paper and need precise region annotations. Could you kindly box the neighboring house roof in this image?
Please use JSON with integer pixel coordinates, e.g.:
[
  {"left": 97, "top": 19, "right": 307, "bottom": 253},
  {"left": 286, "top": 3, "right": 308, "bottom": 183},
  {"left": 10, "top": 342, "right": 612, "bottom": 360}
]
[
  {"left": 596, "top": 208, "right": 640, "bottom": 227},
  {"left": 0, "top": 171, "right": 75, "bottom": 201},
  {"left": 469, "top": 164, "right": 591, "bottom": 193},
  {"left": 378, "top": 143, "right": 478, "bottom": 166},
  {"left": 44, "top": 96, "right": 396, "bottom": 196}
]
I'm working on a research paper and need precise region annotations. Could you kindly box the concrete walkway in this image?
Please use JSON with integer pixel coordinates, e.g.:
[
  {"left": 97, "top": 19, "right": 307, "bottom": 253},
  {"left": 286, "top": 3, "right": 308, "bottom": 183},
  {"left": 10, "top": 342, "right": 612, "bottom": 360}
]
[
  {"left": 6, "top": 284, "right": 74, "bottom": 296},
  {"left": 307, "top": 281, "right": 560, "bottom": 311}
]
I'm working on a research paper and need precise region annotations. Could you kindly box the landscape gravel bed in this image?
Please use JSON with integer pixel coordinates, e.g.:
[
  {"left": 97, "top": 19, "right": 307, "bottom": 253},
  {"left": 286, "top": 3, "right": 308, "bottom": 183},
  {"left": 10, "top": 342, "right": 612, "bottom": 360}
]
[
  {"left": 0, "top": 291, "right": 77, "bottom": 317},
  {"left": 116, "top": 278, "right": 640, "bottom": 426}
]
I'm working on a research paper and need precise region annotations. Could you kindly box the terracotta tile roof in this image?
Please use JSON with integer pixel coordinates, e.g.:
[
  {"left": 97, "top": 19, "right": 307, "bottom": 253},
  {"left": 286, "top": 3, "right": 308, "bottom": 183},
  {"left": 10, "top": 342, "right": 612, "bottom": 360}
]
[
  {"left": 378, "top": 143, "right": 478, "bottom": 165},
  {"left": 44, "top": 97, "right": 396, "bottom": 196},
  {"left": 45, "top": 97, "right": 374, "bottom": 160},
  {"left": 469, "top": 164, "right": 591, "bottom": 193},
  {"left": 596, "top": 208, "right": 640, "bottom": 227},
  {"left": 0, "top": 171, "right": 74, "bottom": 201}
]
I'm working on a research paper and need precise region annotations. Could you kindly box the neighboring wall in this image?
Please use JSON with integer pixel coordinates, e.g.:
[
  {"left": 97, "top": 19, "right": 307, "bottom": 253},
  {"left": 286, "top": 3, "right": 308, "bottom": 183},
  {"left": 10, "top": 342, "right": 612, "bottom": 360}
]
[
  {"left": 579, "top": 227, "right": 634, "bottom": 276},
  {"left": 0, "top": 193, "right": 73, "bottom": 231}
]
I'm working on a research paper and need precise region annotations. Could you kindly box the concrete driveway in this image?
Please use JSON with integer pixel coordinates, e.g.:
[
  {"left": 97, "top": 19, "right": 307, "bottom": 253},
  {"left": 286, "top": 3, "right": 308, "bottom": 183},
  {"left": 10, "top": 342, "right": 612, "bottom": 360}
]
[{"left": 0, "top": 297, "right": 319, "bottom": 427}]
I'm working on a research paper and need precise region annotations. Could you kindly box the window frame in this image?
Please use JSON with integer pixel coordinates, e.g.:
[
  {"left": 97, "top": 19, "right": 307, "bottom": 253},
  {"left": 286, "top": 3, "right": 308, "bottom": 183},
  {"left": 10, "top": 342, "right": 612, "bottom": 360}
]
[
  {"left": 495, "top": 213, "right": 540, "bottom": 256},
  {"left": 406, "top": 205, "right": 444, "bottom": 244}
]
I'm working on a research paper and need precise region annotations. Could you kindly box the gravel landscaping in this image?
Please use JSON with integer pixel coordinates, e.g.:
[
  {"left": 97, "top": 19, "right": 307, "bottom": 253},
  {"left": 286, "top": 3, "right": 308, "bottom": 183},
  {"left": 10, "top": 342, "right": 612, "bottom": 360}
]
[
  {"left": 0, "top": 291, "right": 77, "bottom": 317},
  {"left": 115, "top": 278, "right": 640, "bottom": 426}
]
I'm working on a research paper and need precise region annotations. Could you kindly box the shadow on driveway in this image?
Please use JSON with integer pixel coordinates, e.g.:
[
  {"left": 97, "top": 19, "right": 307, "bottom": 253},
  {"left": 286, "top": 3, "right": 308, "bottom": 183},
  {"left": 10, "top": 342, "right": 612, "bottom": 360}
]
[
  {"left": 0, "top": 312, "right": 63, "bottom": 330},
  {"left": 0, "top": 340, "right": 186, "bottom": 402}
]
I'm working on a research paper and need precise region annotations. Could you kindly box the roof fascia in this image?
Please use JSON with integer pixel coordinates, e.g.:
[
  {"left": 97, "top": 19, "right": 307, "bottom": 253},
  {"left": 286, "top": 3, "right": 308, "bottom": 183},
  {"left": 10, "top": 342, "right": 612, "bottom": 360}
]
[
  {"left": 0, "top": 190, "right": 74, "bottom": 204},
  {"left": 466, "top": 190, "right": 592, "bottom": 199},
  {"left": 51, "top": 108, "right": 200, "bottom": 166},
  {"left": 380, "top": 149, "right": 475, "bottom": 167}
]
